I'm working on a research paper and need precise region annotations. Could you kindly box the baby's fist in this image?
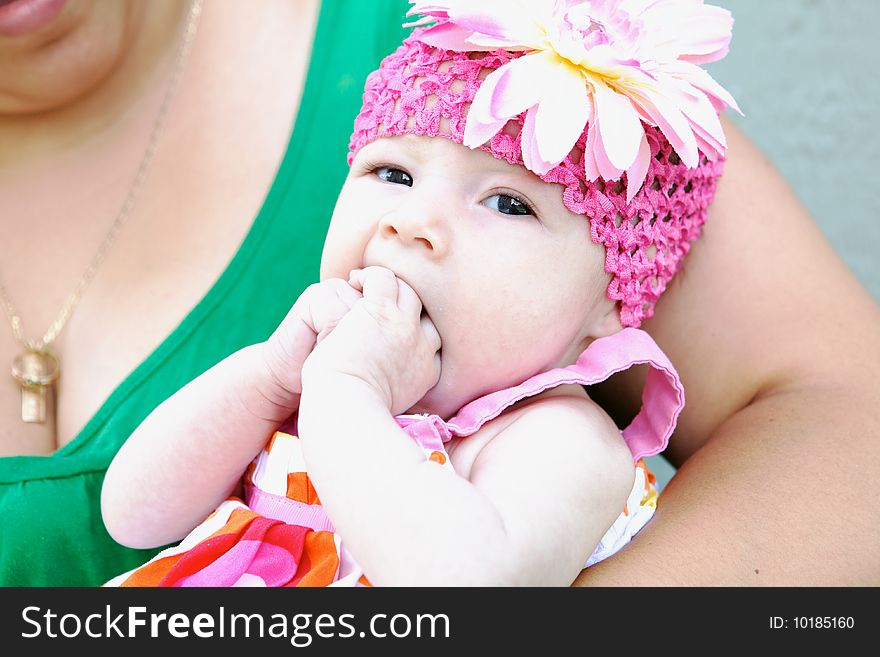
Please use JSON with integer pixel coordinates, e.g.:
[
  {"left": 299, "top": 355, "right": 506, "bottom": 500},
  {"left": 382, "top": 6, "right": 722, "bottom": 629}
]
[
  {"left": 263, "top": 278, "right": 363, "bottom": 396},
  {"left": 302, "top": 266, "right": 441, "bottom": 415}
]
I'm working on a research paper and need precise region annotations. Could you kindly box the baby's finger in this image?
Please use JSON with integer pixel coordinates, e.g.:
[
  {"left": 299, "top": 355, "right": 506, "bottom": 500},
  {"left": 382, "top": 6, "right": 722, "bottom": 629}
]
[
  {"left": 349, "top": 266, "right": 399, "bottom": 305},
  {"left": 300, "top": 279, "right": 362, "bottom": 340},
  {"left": 395, "top": 277, "right": 424, "bottom": 320},
  {"left": 420, "top": 314, "right": 442, "bottom": 354},
  {"left": 346, "top": 268, "right": 363, "bottom": 291},
  {"left": 433, "top": 351, "right": 442, "bottom": 386},
  {"left": 331, "top": 278, "right": 363, "bottom": 310}
]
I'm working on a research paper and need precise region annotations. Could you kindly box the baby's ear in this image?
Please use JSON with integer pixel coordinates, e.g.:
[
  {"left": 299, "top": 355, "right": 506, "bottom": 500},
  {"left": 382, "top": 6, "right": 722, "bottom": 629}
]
[{"left": 587, "top": 301, "right": 624, "bottom": 339}]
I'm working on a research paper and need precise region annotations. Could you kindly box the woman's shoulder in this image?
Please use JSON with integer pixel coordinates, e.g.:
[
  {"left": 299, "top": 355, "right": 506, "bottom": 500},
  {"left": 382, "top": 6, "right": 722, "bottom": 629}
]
[{"left": 603, "top": 118, "right": 880, "bottom": 463}]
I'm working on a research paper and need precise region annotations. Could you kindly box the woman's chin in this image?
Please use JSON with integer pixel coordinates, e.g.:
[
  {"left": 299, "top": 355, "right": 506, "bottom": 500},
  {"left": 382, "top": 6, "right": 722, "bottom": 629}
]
[{"left": 0, "top": 0, "right": 128, "bottom": 113}]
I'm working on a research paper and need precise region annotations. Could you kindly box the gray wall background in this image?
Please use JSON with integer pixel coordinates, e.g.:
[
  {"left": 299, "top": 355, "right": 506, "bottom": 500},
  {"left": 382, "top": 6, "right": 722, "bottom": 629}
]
[
  {"left": 647, "top": 0, "right": 879, "bottom": 489},
  {"left": 710, "top": 0, "right": 879, "bottom": 300}
]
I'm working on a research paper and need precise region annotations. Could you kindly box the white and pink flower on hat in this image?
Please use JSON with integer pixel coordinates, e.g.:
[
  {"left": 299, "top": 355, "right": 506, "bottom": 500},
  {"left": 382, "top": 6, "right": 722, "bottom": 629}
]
[{"left": 406, "top": 0, "right": 741, "bottom": 201}]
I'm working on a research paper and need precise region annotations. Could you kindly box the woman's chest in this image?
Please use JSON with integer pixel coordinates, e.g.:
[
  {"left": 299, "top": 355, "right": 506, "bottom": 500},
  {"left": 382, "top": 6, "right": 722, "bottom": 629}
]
[
  {"left": 0, "top": 6, "right": 318, "bottom": 456},
  {"left": 0, "top": 116, "right": 299, "bottom": 456},
  {"left": 0, "top": 199, "right": 254, "bottom": 455}
]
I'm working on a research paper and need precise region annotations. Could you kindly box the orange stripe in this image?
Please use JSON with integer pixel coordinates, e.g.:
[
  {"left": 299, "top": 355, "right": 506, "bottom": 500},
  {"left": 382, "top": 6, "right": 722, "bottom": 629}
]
[
  {"left": 243, "top": 461, "right": 257, "bottom": 486},
  {"left": 290, "top": 531, "right": 339, "bottom": 587},
  {"left": 286, "top": 472, "right": 321, "bottom": 504},
  {"left": 635, "top": 458, "right": 657, "bottom": 486},
  {"left": 119, "top": 553, "right": 186, "bottom": 587},
  {"left": 266, "top": 431, "right": 297, "bottom": 454},
  {"left": 196, "top": 506, "right": 262, "bottom": 542}
]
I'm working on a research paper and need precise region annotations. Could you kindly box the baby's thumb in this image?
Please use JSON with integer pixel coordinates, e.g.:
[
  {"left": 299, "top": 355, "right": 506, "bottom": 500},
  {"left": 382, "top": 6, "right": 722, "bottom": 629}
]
[{"left": 315, "top": 320, "right": 340, "bottom": 345}]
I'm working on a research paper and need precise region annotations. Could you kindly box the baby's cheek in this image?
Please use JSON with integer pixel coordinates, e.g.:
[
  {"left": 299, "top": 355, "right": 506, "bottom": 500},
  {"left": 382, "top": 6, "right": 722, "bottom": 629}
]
[
  {"left": 320, "top": 229, "right": 369, "bottom": 280},
  {"left": 319, "top": 257, "right": 356, "bottom": 281}
]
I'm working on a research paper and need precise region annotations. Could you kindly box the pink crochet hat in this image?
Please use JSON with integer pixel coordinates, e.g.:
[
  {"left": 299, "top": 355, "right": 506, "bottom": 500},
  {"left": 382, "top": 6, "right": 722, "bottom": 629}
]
[{"left": 348, "top": 2, "right": 739, "bottom": 327}]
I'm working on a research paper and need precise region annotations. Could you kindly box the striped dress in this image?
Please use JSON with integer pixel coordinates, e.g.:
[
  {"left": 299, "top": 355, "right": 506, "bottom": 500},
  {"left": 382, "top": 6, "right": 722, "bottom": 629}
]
[{"left": 106, "top": 328, "right": 683, "bottom": 587}]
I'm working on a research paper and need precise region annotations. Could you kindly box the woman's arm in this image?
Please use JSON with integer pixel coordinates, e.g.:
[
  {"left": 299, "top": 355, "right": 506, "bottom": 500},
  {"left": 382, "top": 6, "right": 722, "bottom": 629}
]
[
  {"left": 101, "top": 279, "right": 363, "bottom": 549},
  {"left": 577, "top": 119, "right": 880, "bottom": 584}
]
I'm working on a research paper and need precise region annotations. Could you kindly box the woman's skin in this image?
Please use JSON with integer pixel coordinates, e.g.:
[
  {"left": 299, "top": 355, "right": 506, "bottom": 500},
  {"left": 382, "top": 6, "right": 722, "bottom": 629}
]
[
  {"left": 0, "top": 0, "right": 319, "bottom": 455},
  {"left": 579, "top": 118, "right": 880, "bottom": 585},
  {"left": 2, "top": 0, "right": 877, "bottom": 584}
]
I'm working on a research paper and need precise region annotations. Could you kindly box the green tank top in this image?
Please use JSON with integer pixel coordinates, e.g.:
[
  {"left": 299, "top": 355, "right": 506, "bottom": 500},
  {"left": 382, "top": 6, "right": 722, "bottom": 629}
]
[{"left": 0, "top": 0, "right": 409, "bottom": 586}]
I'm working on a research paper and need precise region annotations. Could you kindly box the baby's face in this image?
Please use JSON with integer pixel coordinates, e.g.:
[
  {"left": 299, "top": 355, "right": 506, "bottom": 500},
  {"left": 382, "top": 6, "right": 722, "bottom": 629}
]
[{"left": 322, "top": 135, "right": 620, "bottom": 417}]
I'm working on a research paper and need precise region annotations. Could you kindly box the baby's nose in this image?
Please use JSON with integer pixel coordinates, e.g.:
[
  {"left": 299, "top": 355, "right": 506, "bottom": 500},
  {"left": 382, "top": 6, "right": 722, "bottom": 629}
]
[{"left": 380, "top": 212, "right": 448, "bottom": 256}]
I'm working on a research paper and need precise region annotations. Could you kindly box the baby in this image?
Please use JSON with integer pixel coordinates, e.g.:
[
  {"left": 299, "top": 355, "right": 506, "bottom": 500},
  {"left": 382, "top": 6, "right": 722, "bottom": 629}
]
[{"left": 102, "top": 0, "right": 738, "bottom": 586}]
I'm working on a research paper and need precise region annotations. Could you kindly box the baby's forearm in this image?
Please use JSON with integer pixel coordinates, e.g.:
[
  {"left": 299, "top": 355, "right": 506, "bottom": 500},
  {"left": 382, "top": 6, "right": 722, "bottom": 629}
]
[
  {"left": 298, "top": 373, "right": 541, "bottom": 586},
  {"left": 102, "top": 342, "right": 297, "bottom": 549}
]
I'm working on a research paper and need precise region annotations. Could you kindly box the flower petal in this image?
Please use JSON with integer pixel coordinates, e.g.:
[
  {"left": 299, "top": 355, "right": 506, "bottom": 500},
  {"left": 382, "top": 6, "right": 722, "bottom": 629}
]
[
  {"left": 462, "top": 63, "right": 521, "bottom": 147},
  {"left": 664, "top": 76, "right": 727, "bottom": 153},
  {"left": 675, "top": 5, "right": 734, "bottom": 64},
  {"left": 488, "top": 51, "right": 556, "bottom": 119},
  {"left": 534, "top": 61, "right": 591, "bottom": 166},
  {"left": 581, "top": 103, "right": 601, "bottom": 182},
  {"left": 590, "top": 75, "right": 645, "bottom": 172},
  {"left": 416, "top": 22, "right": 489, "bottom": 51},
  {"left": 590, "top": 111, "right": 625, "bottom": 182},
  {"left": 402, "top": 15, "right": 436, "bottom": 29},
  {"left": 445, "top": 0, "right": 548, "bottom": 46},
  {"left": 462, "top": 35, "right": 536, "bottom": 51},
  {"left": 407, "top": 0, "right": 740, "bottom": 169},
  {"left": 405, "top": 2, "right": 450, "bottom": 20},
  {"left": 626, "top": 131, "right": 652, "bottom": 202},
  {"left": 689, "top": 118, "right": 727, "bottom": 160},
  {"left": 630, "top": 87, "right": 699, "bottom": 168},
  {"left": 520, "top": 105, "right": 550, "bottom": 173},
  {"left": 463, "top": 93, "right": 510, "bottom": 148},
  {"left": 665, "top": 60, "right": 742, "bottom": 115},
  {"left": 640, "top": 1, "right": 734, "bottom": 64}
]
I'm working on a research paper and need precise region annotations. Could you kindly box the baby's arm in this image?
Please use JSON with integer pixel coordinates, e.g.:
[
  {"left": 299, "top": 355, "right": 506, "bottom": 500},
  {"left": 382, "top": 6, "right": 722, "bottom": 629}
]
[
  {"left": 302, "top": 379, "right": 634, "bottom": 585},
  {"left": 298, "top": 267, "right": 634, "bottom": 585},
  {"left": 101, "top": 279, "right": 362, "bottom": 549}
]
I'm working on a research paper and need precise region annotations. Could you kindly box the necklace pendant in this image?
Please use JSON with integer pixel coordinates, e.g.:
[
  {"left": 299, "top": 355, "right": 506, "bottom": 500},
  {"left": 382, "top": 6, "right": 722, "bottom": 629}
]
[
  {"left": 11, "top": 349, "right": 59, "bottom": 424},
  {"left": 21, "top": 381, "right": 49, "bottom": 423}
]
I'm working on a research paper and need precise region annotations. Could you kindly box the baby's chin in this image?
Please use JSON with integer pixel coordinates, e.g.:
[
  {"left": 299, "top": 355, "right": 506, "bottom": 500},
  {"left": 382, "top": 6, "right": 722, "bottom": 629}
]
[{"left": 404, "top": 384, "right": 462, "bottom": 422}]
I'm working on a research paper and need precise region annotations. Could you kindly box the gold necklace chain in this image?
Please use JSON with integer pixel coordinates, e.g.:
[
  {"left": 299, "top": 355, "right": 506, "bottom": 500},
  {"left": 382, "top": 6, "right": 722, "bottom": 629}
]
[{"left": 0, "top": 0, "right": 204, "bottom": 423}]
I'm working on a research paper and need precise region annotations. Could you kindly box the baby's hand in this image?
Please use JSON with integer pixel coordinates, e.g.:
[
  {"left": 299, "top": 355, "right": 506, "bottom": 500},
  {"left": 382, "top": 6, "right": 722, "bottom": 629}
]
[
  {"left": 263, "top": 278, "right": 363, "bottom": 396},
  {"left": 301, "top": 266, "right": 442, "bottom": 415}
]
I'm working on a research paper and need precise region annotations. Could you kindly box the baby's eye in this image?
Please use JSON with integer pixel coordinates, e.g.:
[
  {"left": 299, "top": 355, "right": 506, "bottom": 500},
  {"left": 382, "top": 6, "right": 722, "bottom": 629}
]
[
  {"left": 375, "top": 166, "right": 413, "bottom": 187},
  {"left": 483, "top": 194, "right": 533, "bottom": 216}
]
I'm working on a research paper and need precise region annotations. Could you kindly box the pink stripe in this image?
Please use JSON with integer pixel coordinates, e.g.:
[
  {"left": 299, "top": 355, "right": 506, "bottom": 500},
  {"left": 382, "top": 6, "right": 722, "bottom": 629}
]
[
  {"left": 176, "top": 540, "right": 298, "bottom": 588},
  {"left": 395, "top": 414, "right": 451, "bottom": 450},
  {"left": 245, "top": 485, "right": 335, "bottom": 533}
]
